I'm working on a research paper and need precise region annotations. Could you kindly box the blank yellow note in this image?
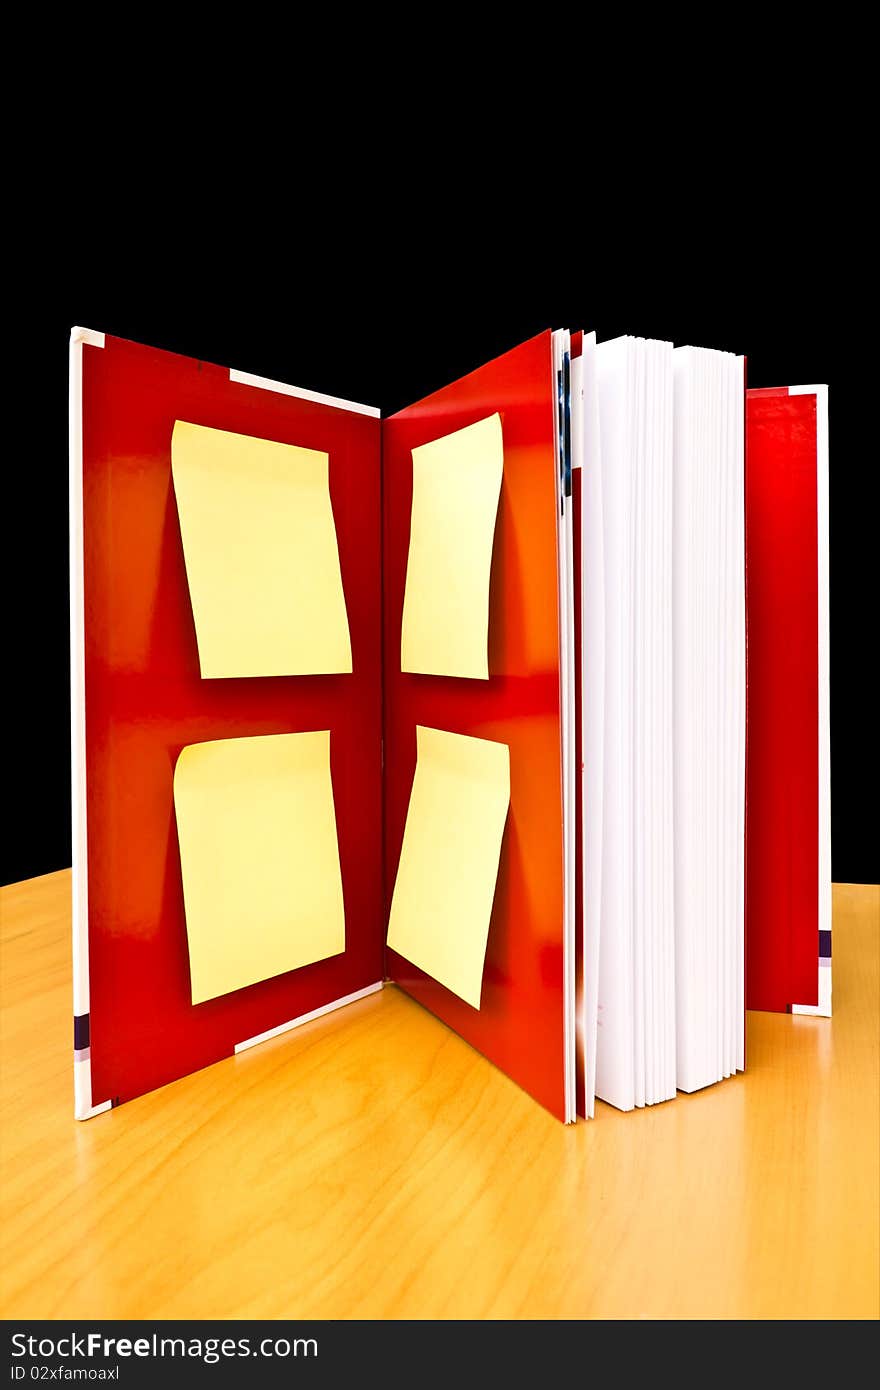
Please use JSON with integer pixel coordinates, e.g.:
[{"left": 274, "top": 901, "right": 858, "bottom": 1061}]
[
  {"left": 171, "top": 420, "right": 352, "bottom": 679},
  {"left": 401, "top": 413, "right": 503, "bottom": 679},
  {"left": 174, "top": 732, "right": 345, "bottom": 1004},
  {"left": 386, "top": 725, "right": 510, "bottom": 1009}
]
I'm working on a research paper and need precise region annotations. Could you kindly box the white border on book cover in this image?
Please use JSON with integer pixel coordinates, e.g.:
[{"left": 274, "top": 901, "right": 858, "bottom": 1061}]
[
  {"left": 789, "top": 386, "right": 831, "bottom": 1018},
  {"left": 70, "top": 328, "right": 106, "bottom": 1119},
  {"left": 229, "top": 367, "right": 380, "bottom": 418},
  {"left": 234, "top": 981, "right": 384, "bottom": 1054}
]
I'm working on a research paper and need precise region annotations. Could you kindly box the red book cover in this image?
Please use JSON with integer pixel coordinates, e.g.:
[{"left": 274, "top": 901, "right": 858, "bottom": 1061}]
[
  {"left": 70, "top": 331, "right": 384, "bottom": 1115},
  {"left": 382, "top": 332, "right": 569, "bottom": 1120},
  {"left": 745, "top": 385, "right": 831, "bottom": 1015}
]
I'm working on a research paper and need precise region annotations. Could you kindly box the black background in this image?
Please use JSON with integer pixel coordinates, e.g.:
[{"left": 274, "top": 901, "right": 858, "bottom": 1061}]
[{"left": 4, "top": 203, "right": 877, "bottom": 886}]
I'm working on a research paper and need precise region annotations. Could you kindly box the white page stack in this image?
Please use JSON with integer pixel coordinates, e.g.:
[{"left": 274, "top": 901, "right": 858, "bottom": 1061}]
[{"left": 581, "top": 335, "right": 744, "bottom": 1114}]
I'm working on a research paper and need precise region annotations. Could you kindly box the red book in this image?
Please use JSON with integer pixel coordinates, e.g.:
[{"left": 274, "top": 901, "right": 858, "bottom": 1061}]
[
  {"left": 745, "top": 386, "right": 832, "bottom": 1016},
  {"left": 69, "top": 328, "right": 830, "bottom": 1124}
]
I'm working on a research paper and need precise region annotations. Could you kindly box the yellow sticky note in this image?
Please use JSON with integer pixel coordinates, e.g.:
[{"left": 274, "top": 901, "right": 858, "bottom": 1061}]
[
  {"left": 401, "top": 414, "right": 503, "bottom": 679},
  {"left": 171, "top": 421, "right": 352, "bottom": 678},
  {"left": 174, "top": 732, "right": 345, "bottom": 1004},
  {"left": 386, "top": 726, "right": 510, "bottom": 1009}
]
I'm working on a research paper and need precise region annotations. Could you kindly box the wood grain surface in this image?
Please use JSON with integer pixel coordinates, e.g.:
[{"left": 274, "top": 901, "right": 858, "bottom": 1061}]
[{"left": 1, "top": 873, "right": 877, "bottom": 1319}]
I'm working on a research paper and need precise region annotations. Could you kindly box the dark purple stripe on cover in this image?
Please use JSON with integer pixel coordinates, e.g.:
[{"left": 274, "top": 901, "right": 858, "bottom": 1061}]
[
  {"left": 819, "top": 931, "right": 832, "bottom": 959},
  {"left": 74, "top": 1013, "right": 90, "bottom": 1051}
]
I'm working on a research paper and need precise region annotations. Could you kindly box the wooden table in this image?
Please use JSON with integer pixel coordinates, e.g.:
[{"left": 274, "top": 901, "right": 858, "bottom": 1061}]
[{"left": 1, "top": 874, "right": 877, "bottom": 1320}]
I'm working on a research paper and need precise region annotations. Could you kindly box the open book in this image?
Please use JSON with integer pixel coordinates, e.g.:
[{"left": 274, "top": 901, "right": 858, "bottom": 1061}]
[{"left": 68, "top": 328, "right": 830, "bottom": 1123}]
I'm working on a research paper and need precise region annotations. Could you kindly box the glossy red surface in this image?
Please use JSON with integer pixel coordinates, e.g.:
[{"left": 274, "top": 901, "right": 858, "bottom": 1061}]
[
  {"left": 745, "top": 388, "right": 819, "bottom": 1011},
  {"left": 81, "top": 335, "right": 384, "bottom": 1106},
  {"left": 381, "top": 332, "right": 567, "bottom": 1120}
]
